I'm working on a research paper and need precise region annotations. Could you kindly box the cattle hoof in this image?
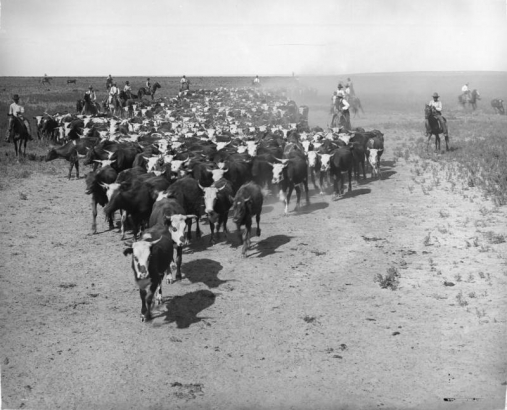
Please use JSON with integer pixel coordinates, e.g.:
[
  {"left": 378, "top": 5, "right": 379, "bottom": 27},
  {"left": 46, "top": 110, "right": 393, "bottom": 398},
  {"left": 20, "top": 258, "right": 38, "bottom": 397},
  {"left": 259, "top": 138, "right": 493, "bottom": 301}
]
[{"left": 257, "top": 228, "right": 261, "bottom": 236}]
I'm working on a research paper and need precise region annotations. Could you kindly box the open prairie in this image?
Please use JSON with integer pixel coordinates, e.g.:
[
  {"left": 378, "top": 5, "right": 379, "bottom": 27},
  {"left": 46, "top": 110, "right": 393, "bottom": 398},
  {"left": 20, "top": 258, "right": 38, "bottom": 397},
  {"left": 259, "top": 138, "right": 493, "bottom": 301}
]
[{"left": 1, "top": 72, "right": 507, "bottom": 410}]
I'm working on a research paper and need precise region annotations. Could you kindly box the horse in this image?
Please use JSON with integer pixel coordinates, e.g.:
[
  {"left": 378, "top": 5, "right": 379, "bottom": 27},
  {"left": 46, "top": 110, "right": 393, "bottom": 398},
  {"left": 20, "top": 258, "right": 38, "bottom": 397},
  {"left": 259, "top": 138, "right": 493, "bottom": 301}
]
[
  {"left": 348, "top": 96, "right": 364, "bottom": 117},
  {"left": 330, "top": 109, "right": 351, "bottom": 131},
  {"left": 105, "top": 94, "right": 122, "bottom": 117},
  {"left": 458, "top": 89, "right": 480, "bottom": 110},
  {"left": 119, "top": 90, "right": 136, "bottom": 118},
  {"left": 179, "top": 81, "right": 190, "bottom": 92},
  {"left": 67, "top": 79, "right": 77, "bottom": 84},
  {"left": 425, "top": 104, "right": 448, "bottom": 152},
  {"left": 40, "top": 77, "right": 52, "bottom": 86},
  {"left": 491, "top": 99, "right": 505, "bottom": 115},
  {"left": 9, "top": 116, "right": 32, "bottom": 158},
  {"left": 138, "top": 82, "right": 161, "bottom": 100}
]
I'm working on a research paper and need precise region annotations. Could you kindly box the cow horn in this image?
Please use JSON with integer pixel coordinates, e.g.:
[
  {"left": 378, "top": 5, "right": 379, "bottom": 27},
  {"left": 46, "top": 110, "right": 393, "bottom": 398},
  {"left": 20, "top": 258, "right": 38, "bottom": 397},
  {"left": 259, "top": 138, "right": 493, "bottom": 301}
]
[
  {"left": 217, "top": 185, "right": 226, "bottom": 191},
  {"left": 198, "top": 183, "right": 205, "bottom": 191},
  {"left": 185, "top": 214, "right": 198, "bottom": 219},
  {"left": 100, "top": 182, "right": 110, "bottom": 189}
]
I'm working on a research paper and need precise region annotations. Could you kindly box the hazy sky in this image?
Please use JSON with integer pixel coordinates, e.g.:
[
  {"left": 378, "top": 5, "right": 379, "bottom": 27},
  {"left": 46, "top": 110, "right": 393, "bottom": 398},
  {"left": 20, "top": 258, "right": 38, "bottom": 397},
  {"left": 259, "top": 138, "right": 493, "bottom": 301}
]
[{"left": 1, "top": 0, "right": 506, "bottom": 76}]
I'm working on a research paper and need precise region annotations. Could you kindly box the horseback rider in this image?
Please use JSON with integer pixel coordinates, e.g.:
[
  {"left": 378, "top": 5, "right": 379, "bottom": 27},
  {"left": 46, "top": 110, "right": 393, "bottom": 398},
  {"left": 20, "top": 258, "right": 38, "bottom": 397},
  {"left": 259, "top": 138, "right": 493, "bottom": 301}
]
[
  {"left": 6, "top": 94, "right": 32, "bottom": 142},
  {"left": 108, "top": 82, "right": 119, "bottom": 105},
  {"left": 124, "top": 81, "right": 132, "bottom": 99},
  {"left": 335, "top": 94, "right": 351, "bottom": 131},
  {"left": 253, "top": 75, "right": 260, "bottom": 85},
  {"left": 336, "top": 83, "right": 346, "bottom": 98},
  {"left": 180, "top": 75, "right": 189, "bottom": 90},
  {"left": 82, "top": 85, "right": 97, "bottom": 114},
  {"left": 461, "top": 83, "right": 470, "bottom": 99},
  {"left": 106, "top": 75, "right": 113, "bottom": 90},
  {"left": 146, "top": 78, "right": 151, "bottom": 89},
  {"left": 428, "top": 92, "right": 449, "bottom": 138}
]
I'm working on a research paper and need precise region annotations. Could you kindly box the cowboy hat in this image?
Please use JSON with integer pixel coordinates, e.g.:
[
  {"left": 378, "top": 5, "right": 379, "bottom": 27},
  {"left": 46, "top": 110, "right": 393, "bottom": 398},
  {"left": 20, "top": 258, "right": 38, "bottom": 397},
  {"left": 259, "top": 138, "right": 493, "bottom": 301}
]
[
  {"left": 12, "top": 94, "right": 19, "bottom": 100},
  {"left": 337, "top": 84, "right": 343, "bottom": 88},
  {"left": 89, "top": 85, "right": 93, "bottom": 89},
  {"left": 432, "top": 92, "right": 439, "bottom": 98}
]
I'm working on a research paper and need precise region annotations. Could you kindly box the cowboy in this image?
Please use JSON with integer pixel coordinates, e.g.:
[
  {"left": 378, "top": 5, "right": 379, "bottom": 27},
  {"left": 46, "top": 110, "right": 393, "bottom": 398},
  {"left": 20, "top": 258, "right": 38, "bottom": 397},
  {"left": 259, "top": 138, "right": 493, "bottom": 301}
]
[
  {"left": 106, "top": 74, "right": 113, "bottom": 90},
  {"left": 146, "top": 78, "right": 151, "bottom": 89},
  {"left": 461, "top": 83, "right": 470, "bottom": 98},
  {"left": 124, "top": 81, "right": 132, "bottom": 99},
  {"left": 253, "top": 75, "right": 260, "bottom": 85},
  {"left": 82, "top": 86, "right": 97, "bottom": 114},
  {"left": 180, "top": 75, "right": 190, "bottom": 91},
  {"left": 108, "top": 82, "right": 119, "bottom": 104},
  {"left": 428, "top": 92, "right": 448, "bottom": 137},
  {"left": 336, "top": 94, "right": 351, "bottom": 130},
  {"left": 6, "top": 94, "right": 32, "bottom": 142},
  {"left": 336, "top": 83, "right": 346, "bottom": 98}
]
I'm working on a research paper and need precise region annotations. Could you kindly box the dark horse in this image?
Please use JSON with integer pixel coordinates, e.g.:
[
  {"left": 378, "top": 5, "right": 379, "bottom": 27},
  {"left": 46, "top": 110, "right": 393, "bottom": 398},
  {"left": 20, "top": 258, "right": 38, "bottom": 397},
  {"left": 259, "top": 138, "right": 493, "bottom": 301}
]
[
  {"left": 459, "top": 89, "right": 480, "bottom": 110},
  {"left": 80, "top": 94, "right": 100, "bottom": 115},
  {"left": 138, "top": 82, "right": 161, "bottom": 100},
  {"left": 9, "top": 116, "right": 32, "bottom": 157},
  {"left": 425, "top": 104, "right": 449, "bottom": 152},
  {"left": 119, "top": 90, "right": 136, "bottom": 117},
  {"left": 180, "top": 81, "right": 190, "bottom": 92}
]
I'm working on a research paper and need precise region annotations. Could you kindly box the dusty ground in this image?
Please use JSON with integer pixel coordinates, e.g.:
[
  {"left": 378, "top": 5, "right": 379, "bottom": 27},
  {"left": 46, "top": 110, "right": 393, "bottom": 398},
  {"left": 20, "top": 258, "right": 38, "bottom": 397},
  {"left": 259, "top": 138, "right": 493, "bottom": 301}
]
[{"left": 1, "top": 106, "right": 507, "bottom": 409}]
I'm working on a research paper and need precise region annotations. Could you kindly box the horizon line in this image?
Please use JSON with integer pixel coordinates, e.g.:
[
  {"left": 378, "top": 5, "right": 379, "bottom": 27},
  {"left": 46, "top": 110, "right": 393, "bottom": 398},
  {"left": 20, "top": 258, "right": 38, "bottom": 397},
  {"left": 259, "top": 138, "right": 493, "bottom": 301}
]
[{"left": 1, "top": 70, "right": 507, "bottom": 78}]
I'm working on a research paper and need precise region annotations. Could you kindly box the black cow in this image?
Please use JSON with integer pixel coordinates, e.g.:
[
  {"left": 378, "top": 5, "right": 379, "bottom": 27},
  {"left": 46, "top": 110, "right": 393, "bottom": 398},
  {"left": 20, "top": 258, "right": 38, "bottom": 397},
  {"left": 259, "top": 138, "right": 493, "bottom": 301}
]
[
  {"left": 123, "top": 225, "right": 174, "bottom": 321},
  {"left": 84, "top": 166, "right": 117, "bottom": 234},
  {"left": 104, "top": 176, "right": 154, "bottom": 239},
  {"left": 45, "top": 137, "right": 99, "bottom": 179},
  {"left": 491, "top": 99, "right": 505, "bottom": 115},
  {"left": 163, "top": 176, "right": 204, "bottom": 243},
  {"left": 201, "top": 178, "right": 234, "bottom": 245},
  {"left": 330, "top": 147, "right": 354, "bottom": 198},
  {"left": 149, "top": 197, "right": 197, "bottom": 282},
  {"left": 270, "top": 150, "right": 309, "bottom": 215},
  {"left": 231, "top": 182, "right": 263, "bottom": 257}
]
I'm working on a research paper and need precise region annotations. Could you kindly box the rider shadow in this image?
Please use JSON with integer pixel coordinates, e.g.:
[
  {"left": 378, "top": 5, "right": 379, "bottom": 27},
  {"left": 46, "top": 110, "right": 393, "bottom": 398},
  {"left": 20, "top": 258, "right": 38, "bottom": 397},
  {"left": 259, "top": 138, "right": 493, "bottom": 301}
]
[
  {"left": 246, "top": 234, "right": 293, "bottom": 258},
  {"left": 182, "top": 258, "right": 228, "bottom": 289},
  {"left": 159, "top": 290, "right": 216, "bottom": 328}
]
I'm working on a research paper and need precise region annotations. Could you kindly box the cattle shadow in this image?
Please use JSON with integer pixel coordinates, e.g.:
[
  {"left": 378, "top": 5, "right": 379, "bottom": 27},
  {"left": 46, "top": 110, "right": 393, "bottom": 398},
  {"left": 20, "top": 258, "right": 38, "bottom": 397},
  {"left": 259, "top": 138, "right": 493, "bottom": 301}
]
[
  {"left": 337, "top": 188, "right": 372, "bottom": 200},
  {"left": 381, "top": 160, "right": 396, "bottom": 168},
  {"left": 246, "top": 234, "right": 293, "bottom": 258},
  {"left": 182, "top": 258, "right": 228, "bottom": 288},
  {"left": 297, "top": 201, "right": 329, "bottom": 214},
  {"left": 159, "top": 289, "right": 216, "bottom": 328}
]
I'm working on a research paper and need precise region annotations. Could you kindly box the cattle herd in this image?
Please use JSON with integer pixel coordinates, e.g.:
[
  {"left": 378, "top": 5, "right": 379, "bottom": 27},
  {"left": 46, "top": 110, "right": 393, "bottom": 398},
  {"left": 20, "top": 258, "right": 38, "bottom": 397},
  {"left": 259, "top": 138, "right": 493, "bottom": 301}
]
[{"left": 34, "top": 86, "right": 385, "bottom": 321}]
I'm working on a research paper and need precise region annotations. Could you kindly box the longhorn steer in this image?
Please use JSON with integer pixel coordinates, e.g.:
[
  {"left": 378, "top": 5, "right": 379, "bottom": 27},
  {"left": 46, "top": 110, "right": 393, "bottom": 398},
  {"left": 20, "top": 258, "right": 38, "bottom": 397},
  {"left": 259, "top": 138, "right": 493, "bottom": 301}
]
[{"left": 123, "top": 226, "right": 174, "bottom": 321}]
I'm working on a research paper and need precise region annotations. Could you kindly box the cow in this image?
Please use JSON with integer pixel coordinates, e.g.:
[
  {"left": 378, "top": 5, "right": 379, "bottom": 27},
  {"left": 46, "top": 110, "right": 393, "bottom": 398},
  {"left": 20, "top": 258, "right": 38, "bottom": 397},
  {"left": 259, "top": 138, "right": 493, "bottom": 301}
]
[
  {"left": 270, "top": 150, "right": 309, "bottom": 215},
  {"left": 149, "top": 197, "right": 197, "bottom": 283},
  {"left": 491, "top": 99, "right": 505, "bottom": 115},
  {"left": 231, "top": 182, "right": 263, "bottom": 257},
  {"left": 84, "top": 166, "right": 118, "bottom": 234},
  {"left": 200, "top": 178, "right": 234, "bottom": 245},
  {"left": 329, "top": 147, "right": 354, "bottom": 198},
  {"left": 366, "top": 136, "right": 384, "bottom": 179},
  {"left": 45, "top": 138, "right": 99, "bottom": 179},
  {"left": 123, "top": 225, "right": 175, "bottom": 321},
  {"left": 67, "top": 79, "right": 77, "bottom": 84},
  {"left": 163, "top": 176, "right": 204, "bottom": 243},
  {"left": 104, "top": 176, "right": 154, "bottom": 239}
]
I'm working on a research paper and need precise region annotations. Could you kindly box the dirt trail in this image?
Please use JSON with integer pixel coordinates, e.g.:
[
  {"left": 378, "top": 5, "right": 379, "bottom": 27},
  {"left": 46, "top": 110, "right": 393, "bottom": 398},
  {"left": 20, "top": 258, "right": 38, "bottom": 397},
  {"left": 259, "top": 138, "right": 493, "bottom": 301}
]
[{"left": 1, "top": 126, "right": 506, "bottom": 410}]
